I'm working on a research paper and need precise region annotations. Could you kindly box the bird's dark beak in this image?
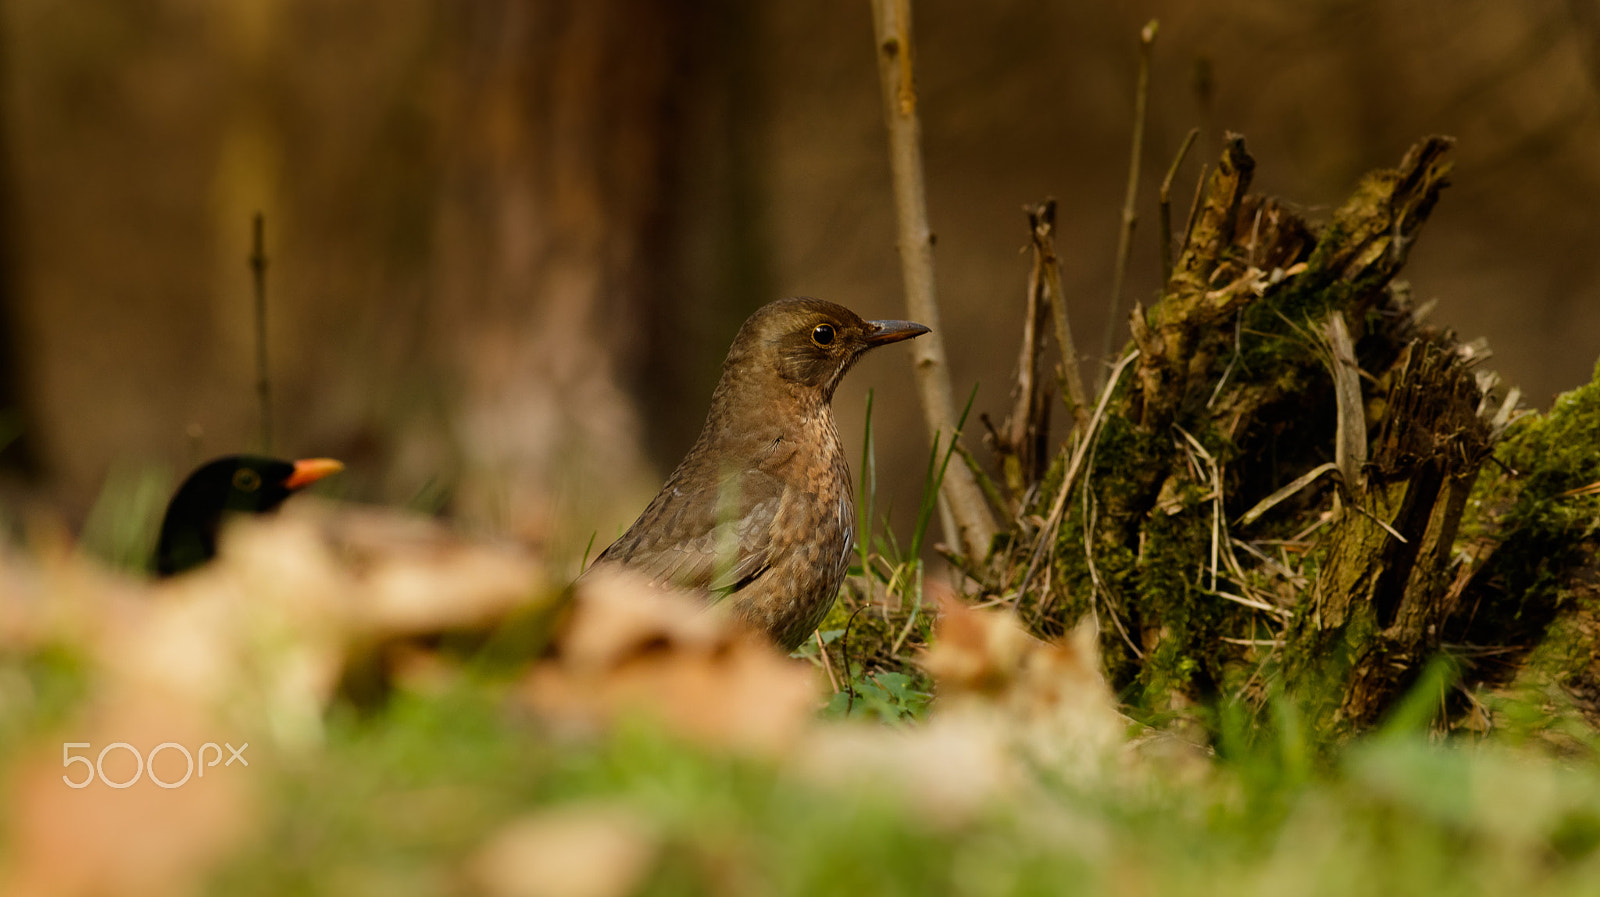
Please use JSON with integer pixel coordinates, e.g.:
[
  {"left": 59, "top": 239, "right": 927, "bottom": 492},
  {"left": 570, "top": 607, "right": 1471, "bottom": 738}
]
[
  {"left": 284, "top": 458, "right": 345, "bottom": 490},
  {"left": 863, "top": 319, "right": 932, "bottom": 347}
]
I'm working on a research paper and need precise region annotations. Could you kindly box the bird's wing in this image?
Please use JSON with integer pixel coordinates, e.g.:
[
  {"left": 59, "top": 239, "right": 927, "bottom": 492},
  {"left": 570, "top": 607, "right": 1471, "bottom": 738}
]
[{"left": 594, "top": 465, "right": 786, "bottom": 598}]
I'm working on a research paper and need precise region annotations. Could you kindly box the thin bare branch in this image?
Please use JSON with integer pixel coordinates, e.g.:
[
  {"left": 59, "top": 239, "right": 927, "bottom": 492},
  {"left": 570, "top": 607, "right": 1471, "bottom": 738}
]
[
  {"left": 815, "top": 631, "right": 840, "bottom": 692},
  {"left": 1099, "top": 20, "right": 1158, "bottom": 384},
  {"left": 250, "top": 213, "right": 272, "bottom": 453},
  {"left": 869, "top": 0, "right": 997, "bottom": 559},
  {"left": 1178, "top": 161, "right": 1207, "bottom": 261},
  {"left": 1005, "top": 257, "right": 1044, "bottom": 460},
  {"left": 1159, "top": 127, "right": 1200, "bottom": 285},
  {"left": 1557, "top": 480, "right": 1600, "bottom": 498},
  {"left": 993, "top": 203, "right": 1055, "bottom": 493},
  {"left": 1029, "top": 200, "right": 1090, "bottom": 430},
  {"left": 1349, "top": 501, "right": 1410, "bottom": 544}
]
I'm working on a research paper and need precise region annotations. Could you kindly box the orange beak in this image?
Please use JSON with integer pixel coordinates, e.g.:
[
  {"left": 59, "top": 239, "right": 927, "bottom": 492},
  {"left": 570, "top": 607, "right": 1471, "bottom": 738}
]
[{"left": 284, "top": 458, "right": 345, "bottom": 490}]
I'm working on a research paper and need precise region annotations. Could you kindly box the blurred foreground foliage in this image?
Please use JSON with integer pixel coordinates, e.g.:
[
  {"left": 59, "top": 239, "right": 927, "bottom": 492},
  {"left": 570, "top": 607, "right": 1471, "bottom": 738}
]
[
  {"left": 1, "top": 497, "right": 1598, "bottom": 896},
  {"left": 8, "top": 640, "right": 1600, "bottom": 895},
  {"left": 222, "top": 681, "right": 1600, "bottom": 897}
]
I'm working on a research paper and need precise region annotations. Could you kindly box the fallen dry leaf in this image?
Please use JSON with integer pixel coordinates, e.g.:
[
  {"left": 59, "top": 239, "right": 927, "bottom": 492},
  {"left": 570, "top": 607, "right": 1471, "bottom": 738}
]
[
  {"left": 466, "top": 802, "right": 658, "bottom": 897},
  {"left": 792, "top": 717, "right": 1017, "bottom": 823},
  {"left": 924, "top": 590, "right": 1125, "bottom": 782},
  {"left": 225, "top": 498, "right": 553, "bottom": 641},
  {"left": 0, "top": 551, "right": 256, "bottom": 897},
  {"left": 920, "top": 586, "right": 1041, "bottom": 697},
  {"left": 200, "top": 500, "right": 554, "bottom": 716},
  {"left": 0, "top": 499, "right": 556, "bottom": 897},
  {"left": 518, "top": 568, "right": 820, "bottom": 753},
  {"left": 789, "top": 591, "right": 1131, "bottom": 822},
  {"left": 2, "top": 700, "right": 254, "bottom": 897}
]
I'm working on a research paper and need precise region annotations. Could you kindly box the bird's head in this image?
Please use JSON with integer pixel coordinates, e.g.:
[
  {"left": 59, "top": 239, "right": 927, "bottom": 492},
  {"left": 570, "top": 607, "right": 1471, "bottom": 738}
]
[
  {"left": 154, "top": 454, "right": 344, "bottom": 576},
  {"left": 724, "top": 297, "right": 931, "bottom": 403},
  {"left": 179, "top": 455, "right": 344, "bottom": 515}
]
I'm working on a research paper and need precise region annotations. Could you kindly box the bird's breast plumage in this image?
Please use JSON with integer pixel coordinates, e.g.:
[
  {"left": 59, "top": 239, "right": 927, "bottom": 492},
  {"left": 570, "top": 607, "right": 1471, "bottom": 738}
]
[
  {"left": 591, "top": 402, "right": 855, "bottom": 651},
  {"left": 725, "top": 408, "right": 852, "bottom": 649}
]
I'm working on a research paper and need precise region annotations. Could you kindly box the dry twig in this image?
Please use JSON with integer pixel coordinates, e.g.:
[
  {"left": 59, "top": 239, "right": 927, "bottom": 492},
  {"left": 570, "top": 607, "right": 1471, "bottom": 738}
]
[
  {"left": 1030, "top": 201, "right": 1090, "bottom": 429},
  {"left": 1017, "top": 349, "right": 1141, "bottom": 602},
  {"left": 869, "top": 0, "right": 997, "bottom": 559},
  {"left": 1159, "top": 128, "right": 1200, "bottom": 284},
  {"left": 250, "top": 213, "right": 272, "bottom": 453},
  {"left": 1099, "top": 20, "right": 1158, "bottom": 383}
]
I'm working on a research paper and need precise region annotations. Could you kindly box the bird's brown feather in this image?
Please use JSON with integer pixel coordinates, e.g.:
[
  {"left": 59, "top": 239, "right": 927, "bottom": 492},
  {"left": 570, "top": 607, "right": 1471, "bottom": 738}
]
[{"left": 588, "top": 298, "right": 927, "bottom": 650}]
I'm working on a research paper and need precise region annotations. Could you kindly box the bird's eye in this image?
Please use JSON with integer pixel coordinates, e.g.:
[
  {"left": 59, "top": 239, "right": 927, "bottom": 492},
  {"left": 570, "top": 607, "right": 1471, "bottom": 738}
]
[
  {"left": 232, "top": 469, "right": 261, "bottom": 492},
  {"left": 811, "top": 323, "right": 836, "bottom": 346}
]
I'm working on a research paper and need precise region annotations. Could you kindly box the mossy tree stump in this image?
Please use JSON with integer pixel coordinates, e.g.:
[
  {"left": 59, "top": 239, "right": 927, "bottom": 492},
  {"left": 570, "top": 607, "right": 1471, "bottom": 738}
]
[{"left": 997, "top": 134, "right": 1600, "bottom": 740}]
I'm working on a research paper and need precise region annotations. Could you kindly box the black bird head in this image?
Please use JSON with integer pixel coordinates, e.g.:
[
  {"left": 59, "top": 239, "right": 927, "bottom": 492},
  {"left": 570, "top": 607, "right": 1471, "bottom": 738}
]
[
  {"left": 722, "top": 297, "right": 930, "bottom": 404},
  {"left": 153, "top": 454, "right": 344, "bottom": 577}
]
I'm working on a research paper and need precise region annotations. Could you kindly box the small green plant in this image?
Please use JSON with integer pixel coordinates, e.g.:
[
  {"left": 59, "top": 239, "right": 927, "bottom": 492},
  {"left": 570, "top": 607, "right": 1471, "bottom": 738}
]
[
  {"left": 810, "top": 388, "right": 979, "bottom": 723},
  {"left": 823, "top": 669, "right": 932, "bottom": 722}
]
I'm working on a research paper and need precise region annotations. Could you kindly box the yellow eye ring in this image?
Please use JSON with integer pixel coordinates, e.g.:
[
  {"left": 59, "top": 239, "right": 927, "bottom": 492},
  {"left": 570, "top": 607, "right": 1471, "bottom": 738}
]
[
  {"left": 811, "top": 323, "right": 836, "bottom": 346},
  {"left": 232, "top": 468, "right": 261, "bottom": 492}
]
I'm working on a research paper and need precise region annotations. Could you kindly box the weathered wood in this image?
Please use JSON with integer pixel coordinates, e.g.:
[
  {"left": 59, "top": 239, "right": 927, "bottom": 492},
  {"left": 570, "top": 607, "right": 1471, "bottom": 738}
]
[
  {"left": 989, "top": 202, "right": 1060, "bottom": 499},
  {"left": 1018, "top": 135, "right": 1489, "bottom": 729},
  {"left": 1131, "top": 135, "right": 1254, "bottom": 432},
  {"left": 1292, "top": 339, "right": 1492, "bottom": 730},
  {"left": 993, "top": 133, "right": 1600, "bottom": 743}
]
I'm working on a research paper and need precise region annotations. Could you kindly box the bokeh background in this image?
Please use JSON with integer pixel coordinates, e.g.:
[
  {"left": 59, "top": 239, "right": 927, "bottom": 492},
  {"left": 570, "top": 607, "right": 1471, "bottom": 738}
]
[{"left": 1, "top": 0, "right": 1596, "bottom": 569}]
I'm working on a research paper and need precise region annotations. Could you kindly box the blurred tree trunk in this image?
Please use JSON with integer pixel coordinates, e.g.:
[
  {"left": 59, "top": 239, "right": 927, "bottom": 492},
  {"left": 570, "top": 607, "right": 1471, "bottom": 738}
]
[
  {"left": 419, "top": 0, "right": 700, "bottom": 543},
  {"left": 0, "top": 0, "right": 725, "bottom": 544},
  {"left": 0, "top": 45, "right": 32, "bottom": 479}
]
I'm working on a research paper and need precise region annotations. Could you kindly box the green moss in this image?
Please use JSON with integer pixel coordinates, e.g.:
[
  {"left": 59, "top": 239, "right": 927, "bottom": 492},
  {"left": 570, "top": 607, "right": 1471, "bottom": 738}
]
[
  {"left": 1445, "top": 359, "right": 1600, "bottom": 742},
  {"left": 1469, "top": 359, "right": 1600, "bottom": 625},
  {"left": 1029, "top": 406, "right": 1266, "bottom": 717},
  {"left": 1497, "top": 601, "right": 1600, "bottom": 736},
  {"left": 1500, "top": 359, "right": 1600, "bottom": 494},
  {"left": 1130, "top": 503, "right": 1216, "bottom": 706}
]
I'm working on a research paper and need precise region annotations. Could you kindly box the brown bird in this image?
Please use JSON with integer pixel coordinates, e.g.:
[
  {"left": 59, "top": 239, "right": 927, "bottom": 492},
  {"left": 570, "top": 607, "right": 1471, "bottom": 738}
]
[{"left": 590, "top": 297, "right": 930, "bottom": 650}]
